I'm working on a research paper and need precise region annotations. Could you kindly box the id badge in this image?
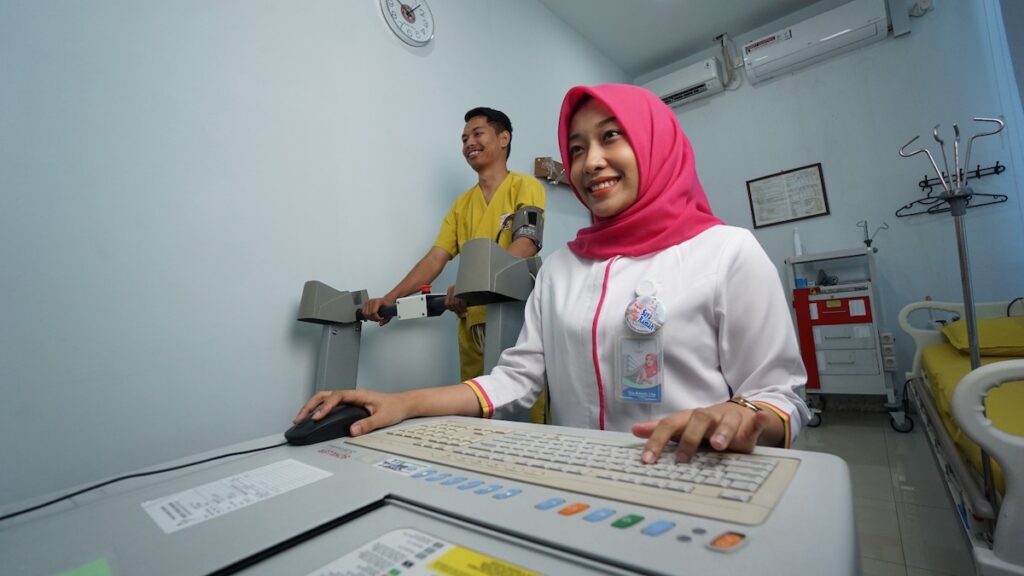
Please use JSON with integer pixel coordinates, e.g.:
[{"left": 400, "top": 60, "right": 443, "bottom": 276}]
[{"left": 616, "top": 335, "right": 664, "bottom": 404}]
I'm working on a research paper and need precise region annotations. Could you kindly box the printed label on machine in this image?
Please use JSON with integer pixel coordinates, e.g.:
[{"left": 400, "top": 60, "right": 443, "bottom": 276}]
[
  {"left": 141, "top": 459, "right": 332, "bottom": 534},
  {"left": 375, "top": 456, "right": 431, "bottom": 476},
  {"left": 306, "top": 528, "right": 540, "bottom": 576}
]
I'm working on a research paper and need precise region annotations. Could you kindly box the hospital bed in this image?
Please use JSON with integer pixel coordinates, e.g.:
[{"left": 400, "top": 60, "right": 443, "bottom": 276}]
[{"left": 898, "top": 299, "right": 1024, "bottom": 576}]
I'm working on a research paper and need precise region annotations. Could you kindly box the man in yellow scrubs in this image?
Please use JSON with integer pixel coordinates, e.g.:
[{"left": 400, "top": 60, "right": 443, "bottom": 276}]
[{"left": 362, "top": 107, "right": 546, "bottom": 419}]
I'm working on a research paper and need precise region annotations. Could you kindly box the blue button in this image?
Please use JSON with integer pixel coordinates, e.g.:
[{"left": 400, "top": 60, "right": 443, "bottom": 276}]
[
  {"left": 441, "top": 476, "right": 468, "bottom": 486},
  {"left": 641, "top": 520, "right": 677, "bottom": 537},
  {"left": 412, "top": 469, "right": 436, "bottom": 479},
  {"left": 493, "top": 488, "right": 522, "bottom": 500},
  {"left": 457, "top": 480, "right": 485, "bottom": 491},
  {"left": 474, "top": 484, "right": 503, "bottom": 495},
  {"left": 582, "top": 508, "right": 617, "bottom": 522},
  {"left": 425, "top": 473, "right": 451, "bottom": 482},
  {"left": 534, "top": 498, "right": 566, "bottom": 510}
]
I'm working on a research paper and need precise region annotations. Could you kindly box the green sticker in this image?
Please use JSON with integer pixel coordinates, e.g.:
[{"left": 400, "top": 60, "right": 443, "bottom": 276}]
[{"left": 56, "top": 558, "right": 112, "bottom": 576}]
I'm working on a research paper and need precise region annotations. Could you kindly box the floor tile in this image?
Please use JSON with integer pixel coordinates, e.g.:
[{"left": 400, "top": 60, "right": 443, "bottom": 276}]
[
  {"left": 862, "top": 557, "right": 908, "bottom": 576},
  {"left": 820, "top": 410, "right": 892, "bottom": 429},
  {"left": 906, "top": 568, "right": 968, "bottom": 576},
  {"left": 856, "top": 497, "right": 905, "bottom": 565},
  {"left": 886, "top": 427, "right": 950, "bottom": 508},
  {"left": 795, "top": 421, "right": 889, "bottom": 466},
  {"left": 897, "top": 501, "right": 975, "bottom": 575},
  {"left": 851, "top": 463, "right": 897, "bottom": 502}
]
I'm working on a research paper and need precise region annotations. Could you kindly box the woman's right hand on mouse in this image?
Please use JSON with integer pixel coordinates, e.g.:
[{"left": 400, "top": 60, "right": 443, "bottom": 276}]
[{"left": 293, "top": 389, "right": 411, "bottom": 437}]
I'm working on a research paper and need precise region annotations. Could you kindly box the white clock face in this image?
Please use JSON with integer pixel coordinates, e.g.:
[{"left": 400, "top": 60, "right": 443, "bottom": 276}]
[{"left": 380, "top": 0, "right": 435, "bottom": 47}]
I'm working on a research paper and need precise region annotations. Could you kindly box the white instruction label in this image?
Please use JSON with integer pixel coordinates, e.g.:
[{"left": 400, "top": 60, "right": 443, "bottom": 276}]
[
  {"left": 306, "top": 528, "right": 540, "bottom": 576},
  {"left": 849, "top": 299, "right": 867, "bottom": 317},
  {"left": 142, "top": 459, "right": 331, "bottom": 534}
]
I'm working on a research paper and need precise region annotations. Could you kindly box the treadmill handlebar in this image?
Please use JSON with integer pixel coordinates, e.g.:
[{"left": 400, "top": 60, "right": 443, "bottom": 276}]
[
  {"left": 355, "top": 304, "right": 396, "bottom": 322},
  {"left": 354, "top": 294, "right": 447, "bottom": 322}
]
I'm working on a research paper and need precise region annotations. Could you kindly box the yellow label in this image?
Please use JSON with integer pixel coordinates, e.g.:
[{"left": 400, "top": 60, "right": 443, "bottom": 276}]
[
  {"left": 429, "top": 546, "right": 540, "bottom": 576},
  {"left": 826, "top": 300, "right": 842, "bottom": 308}
]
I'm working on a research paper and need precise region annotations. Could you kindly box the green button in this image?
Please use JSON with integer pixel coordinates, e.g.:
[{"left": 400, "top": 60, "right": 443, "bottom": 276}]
[{"left": 612, "top": 514, "right": 645, "bottom": 529}]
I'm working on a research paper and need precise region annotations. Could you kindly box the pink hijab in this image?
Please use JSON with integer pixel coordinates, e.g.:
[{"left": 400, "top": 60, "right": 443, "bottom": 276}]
[
  {"left": 558, "top": 84, "right": 722, "bottom": 260},
  {"left": 643, "top": 353, "right": 660, "bottom": 379}
]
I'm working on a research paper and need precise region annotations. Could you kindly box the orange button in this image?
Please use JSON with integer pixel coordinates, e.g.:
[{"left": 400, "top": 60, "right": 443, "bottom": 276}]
[
  {"left": 420, "top": 284, "right": 432, "bottom": 294},
  {"left": 709, "top": 531, "right": 746, "bottom": 550},
  {"left": 558, "top": 502, "right": 591, "bottom": 516}
]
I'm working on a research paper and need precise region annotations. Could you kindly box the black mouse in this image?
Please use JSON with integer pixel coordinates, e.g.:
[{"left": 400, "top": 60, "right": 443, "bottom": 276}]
[{"left": 285, "top": 404, "right": 370, "bottom": 445}]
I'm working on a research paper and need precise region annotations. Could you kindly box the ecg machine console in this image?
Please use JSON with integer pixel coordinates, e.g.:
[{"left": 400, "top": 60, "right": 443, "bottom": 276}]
[{"left": 0, "top": 417, "right": 858, "bottom": 576}]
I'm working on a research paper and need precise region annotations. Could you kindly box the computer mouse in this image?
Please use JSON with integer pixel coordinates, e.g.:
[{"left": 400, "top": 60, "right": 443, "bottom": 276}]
[{"left": 284, "top": 404, "right": 370, "bottom": 445}]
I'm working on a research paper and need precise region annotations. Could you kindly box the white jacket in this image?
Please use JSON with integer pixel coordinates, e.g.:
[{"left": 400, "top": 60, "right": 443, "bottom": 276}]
[{"left": 468, "top": 225, "right": 809, "bottom": 445}]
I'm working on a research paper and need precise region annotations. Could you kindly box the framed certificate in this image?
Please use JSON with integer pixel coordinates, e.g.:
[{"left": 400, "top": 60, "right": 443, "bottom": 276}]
[{"left": 746, "top": 163, "right": 830, "bottom": 228}]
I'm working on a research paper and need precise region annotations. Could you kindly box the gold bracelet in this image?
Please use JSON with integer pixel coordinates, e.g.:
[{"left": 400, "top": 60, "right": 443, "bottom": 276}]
[{"left": 728, "top": 395, "right": 762, "bottom": 412}]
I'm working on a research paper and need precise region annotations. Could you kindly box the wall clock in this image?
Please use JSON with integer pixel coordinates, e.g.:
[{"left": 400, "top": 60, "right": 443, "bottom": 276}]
[{"left": 380, "top": 0, "right": 435, "bottom": 47}]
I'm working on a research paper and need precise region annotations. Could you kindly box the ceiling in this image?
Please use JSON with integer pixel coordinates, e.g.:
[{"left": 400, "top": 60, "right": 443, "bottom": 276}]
[{"left": 536, "top": 0, "right": 824, "bottom": 78}]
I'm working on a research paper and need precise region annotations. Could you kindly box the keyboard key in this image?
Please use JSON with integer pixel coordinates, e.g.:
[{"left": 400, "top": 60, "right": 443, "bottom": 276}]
[
  {"left": 534, "top": 497, "right": 566, "bottom": 510},
  {"left": 493, "top": 488, "right": 522, "bottom": 500},
  {"left": 474, "top": 484, "right": 503, "bottom": 495},
  {"left": 612, "top": 514, "right": 645, "bottom": 529},
  {"left": 582, "top": 508, "right": 617, "bottom": 523},
  {"left": 457, "top": 480, "right": 485, "bottom": 491},
  {"left": 641, "top": 520, "right": 677, "bottom": 537},
  {"left": 557, "top": 502, "right": 590, "bottom": 516},
  {"left": 719, "top": 490, "right": 752, "bottom": 503}
]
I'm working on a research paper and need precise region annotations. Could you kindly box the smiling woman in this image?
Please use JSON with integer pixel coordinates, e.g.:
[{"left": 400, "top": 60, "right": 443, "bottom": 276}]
[{"left": 565, "top": 100, "right": 639, "bottom": 219}]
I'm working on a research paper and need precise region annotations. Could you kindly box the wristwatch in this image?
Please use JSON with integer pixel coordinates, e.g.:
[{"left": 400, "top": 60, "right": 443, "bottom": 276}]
[{"left": 728, "top": 395, "right": 762, "bottom": 412}]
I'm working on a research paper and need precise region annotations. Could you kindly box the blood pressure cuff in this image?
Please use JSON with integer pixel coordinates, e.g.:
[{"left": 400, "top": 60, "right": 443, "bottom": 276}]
[{"left": 511, "top": 205, "right": 544, "bottom": 249}]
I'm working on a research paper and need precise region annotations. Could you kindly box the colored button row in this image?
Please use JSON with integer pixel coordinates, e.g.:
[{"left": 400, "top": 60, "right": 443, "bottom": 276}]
[
  {"left": 532, "top": 497, "right": 676, "bottom": 537},
  {"left": 411, "top": 469, "right": 522, "bottom": 500}
]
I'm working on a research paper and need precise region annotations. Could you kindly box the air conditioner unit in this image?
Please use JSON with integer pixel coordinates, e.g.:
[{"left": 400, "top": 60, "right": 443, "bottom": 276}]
[
  {"left": 643, "top": 57, "right": 724, "bottom": 108},
  {"left": 743, "top": 0, "right": 888, "bottom": 85}
]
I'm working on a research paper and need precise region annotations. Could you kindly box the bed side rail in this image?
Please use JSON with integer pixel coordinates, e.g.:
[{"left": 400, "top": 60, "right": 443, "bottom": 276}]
[
  {"left": 953, "top": 360, "right": 1024, "bottom": 570},
  {"left": 909, "top": 378, "right": 995, "bottom": 520}
]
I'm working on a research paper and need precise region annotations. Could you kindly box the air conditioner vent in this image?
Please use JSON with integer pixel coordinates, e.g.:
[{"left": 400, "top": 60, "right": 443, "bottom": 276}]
[
  {"left": 662, "top": 83, "right": 709, "bottom": 105},
  {"left": 642, "top": 57, "right": 724, "bottom": 108}
]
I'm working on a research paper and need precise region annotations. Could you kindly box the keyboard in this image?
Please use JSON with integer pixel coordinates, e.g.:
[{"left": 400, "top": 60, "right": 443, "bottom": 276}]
[{"left": 348, "top": 419, "right": 799, "bottom": 525}]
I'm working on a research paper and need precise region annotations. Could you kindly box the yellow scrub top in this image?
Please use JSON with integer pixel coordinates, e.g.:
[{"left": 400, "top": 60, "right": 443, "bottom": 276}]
[{"left": 434, "top": 172, "right": 547, "bottom": 421}]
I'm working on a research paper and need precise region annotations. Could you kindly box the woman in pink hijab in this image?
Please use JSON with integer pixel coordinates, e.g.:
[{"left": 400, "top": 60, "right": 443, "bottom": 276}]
[{"left": 297, "top": 84, "right": 808, "bottom": 464}]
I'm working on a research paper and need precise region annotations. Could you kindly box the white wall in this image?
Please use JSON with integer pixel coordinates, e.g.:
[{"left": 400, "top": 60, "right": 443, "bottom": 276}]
[
  {"left": 638, "top": 0, "right": 1024, "bottom": 382},
  {"left": 0, "top": 0, "right": 624, "bottom": 508}
]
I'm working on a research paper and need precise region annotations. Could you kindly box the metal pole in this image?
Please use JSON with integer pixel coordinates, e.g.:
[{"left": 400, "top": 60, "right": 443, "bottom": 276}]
[{"left": 949, "top": 194, "right": 996, "bottom": 507}]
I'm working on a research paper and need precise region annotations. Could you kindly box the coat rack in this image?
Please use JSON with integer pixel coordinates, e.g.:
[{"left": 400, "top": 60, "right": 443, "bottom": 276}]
[
  {"left": 895, "top": 160, "right": 1008, "bottom": 217},
  {"left": 897, "top": 116, "right": 1006, "bottom": 511},
  {"left": 918, "top": 161, "right": 1005, "bottom": 193},
  {"left": 896, "top": 121, "right": 1008, "bottom": 218}
]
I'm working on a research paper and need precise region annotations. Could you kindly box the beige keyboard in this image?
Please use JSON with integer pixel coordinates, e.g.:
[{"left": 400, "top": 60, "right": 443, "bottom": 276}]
[{"left": 348, "top": 419, "right": 799, "bottom": 525}]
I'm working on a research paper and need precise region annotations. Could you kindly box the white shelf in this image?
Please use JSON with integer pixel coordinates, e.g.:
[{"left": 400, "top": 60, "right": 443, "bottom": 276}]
[{"left": 785, "top": 247, "right": 877, "bottom": 265}]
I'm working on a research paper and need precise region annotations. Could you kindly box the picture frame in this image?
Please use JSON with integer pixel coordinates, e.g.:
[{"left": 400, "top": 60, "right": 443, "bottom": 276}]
[{"left": 746, "top": 163, "right": 830, "bottom": 228}]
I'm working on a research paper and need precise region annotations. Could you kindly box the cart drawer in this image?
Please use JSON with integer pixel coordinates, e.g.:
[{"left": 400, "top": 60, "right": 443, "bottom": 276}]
[
  {"left": 816, "top": 349, "right": 879, "bottom": 375},
  {"left": 813, "top": 324, "right": 876, "bottom": 350}
]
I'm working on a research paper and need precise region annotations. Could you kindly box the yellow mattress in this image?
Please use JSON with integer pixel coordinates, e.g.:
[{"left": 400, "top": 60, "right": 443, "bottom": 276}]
[{"left": 921, "top": 343, "right": 1024, "bottom": 494}]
